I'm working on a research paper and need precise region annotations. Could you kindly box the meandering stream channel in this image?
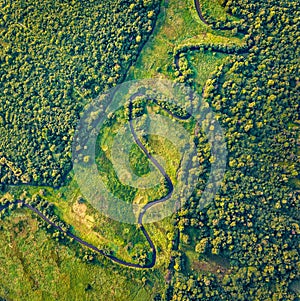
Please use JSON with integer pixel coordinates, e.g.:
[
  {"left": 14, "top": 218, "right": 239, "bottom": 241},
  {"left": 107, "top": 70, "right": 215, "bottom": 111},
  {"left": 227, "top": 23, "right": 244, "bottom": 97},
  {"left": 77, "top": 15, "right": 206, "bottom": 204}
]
[{"left": 0, "top": 0, "right": 237, "bottom": 269}]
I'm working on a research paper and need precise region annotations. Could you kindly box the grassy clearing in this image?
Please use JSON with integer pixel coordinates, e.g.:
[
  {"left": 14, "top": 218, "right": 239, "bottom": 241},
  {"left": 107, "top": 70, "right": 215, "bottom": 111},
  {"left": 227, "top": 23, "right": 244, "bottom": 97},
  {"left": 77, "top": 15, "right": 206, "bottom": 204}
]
[
  {"left": 177, "top": 226, "right": 231, "bottom": 279},
  {"left": 4, "top": 178, "right": 172, "bottom": 267},
  {"left": 96, "top": 115, "right": 175, "bottom": 206},
  {"left": 189, "top": 51, "right": 228, "bottom": 89},
  {"left": 178, "top": 31, "right": 244, "bottom": 47},
  {"left": 199, "top": 0, "right": 240, "bottom": 22},
  {"left": 96, "top": 118, "right": 183, "bottom": 206},
  {"left": 130, "top": 144, "right": 152, "bottom": 177},
  {"left": 184, "top": 249, "right": 231, "bottom": 279},
  {"left": 0, "top": 211, "right": 164, "bottom": 301},
  {"left": 3, "top": 175, "right": 147, "bottom": 256},
  {"left": 181, "top": 234, "right": 231, "bottom": 279},
  {"left": 175, "top": 32, "right": 245, "bottom": 90},
  {"left": 126, "top": 0, "right": 243, "bottom": 83},
  {"left": 147, "top": 135, "right": 181, "bottom": 182}
]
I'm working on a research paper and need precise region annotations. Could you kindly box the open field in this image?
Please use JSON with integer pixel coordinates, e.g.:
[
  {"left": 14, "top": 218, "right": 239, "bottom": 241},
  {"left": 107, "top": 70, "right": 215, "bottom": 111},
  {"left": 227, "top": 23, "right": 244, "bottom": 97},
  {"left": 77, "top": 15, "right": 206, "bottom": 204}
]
[
  {"left": 126, "top": 0, "right": 243, "bottom": 83},
  {"left": 0, "top": 210, "right": 164, "bottom": 301}
]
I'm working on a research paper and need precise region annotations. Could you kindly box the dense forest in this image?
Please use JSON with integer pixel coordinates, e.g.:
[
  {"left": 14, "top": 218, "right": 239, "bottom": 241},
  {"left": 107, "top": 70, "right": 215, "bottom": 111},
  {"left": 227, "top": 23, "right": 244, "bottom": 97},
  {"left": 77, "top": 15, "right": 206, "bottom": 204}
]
[
  {"left": 0, "top": 0, "right": 299, "bottom": 300},
  {"left": 0, "top": 0, "right": 159, "bottom": 187},
  {"left": 168, "top": 0, "right": 300, "bottom": 300}
]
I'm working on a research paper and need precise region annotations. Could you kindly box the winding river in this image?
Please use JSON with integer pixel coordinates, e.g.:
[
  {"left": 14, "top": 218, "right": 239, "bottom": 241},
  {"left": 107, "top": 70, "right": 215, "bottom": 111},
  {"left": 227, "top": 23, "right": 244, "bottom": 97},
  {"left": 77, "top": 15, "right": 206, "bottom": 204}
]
[
  {"left": 0, "top": 0, "right": 239, "bottom": 269},
  {"left": 0, "top": 92, "right": 190, "bottom": 269}
]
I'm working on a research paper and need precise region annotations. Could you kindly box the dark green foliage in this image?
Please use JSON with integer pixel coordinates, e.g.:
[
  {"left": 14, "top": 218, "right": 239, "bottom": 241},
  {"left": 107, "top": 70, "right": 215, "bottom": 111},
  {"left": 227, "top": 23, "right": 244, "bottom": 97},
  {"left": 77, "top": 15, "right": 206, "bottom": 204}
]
[
  {"left": 169, "top": 0, "right": 299, "bottom": 300},
  {"left": 0, "top": 0, "right": 159, "bottom": 187},
  {"left": 129, "top": 143, "right": 151, "bottom": 177},
  {"left": 0, "top": 0, "right": 299, "bottom": 299},
  {"left": 171, "top": 273, "right": 228, "bottom": 300}
]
